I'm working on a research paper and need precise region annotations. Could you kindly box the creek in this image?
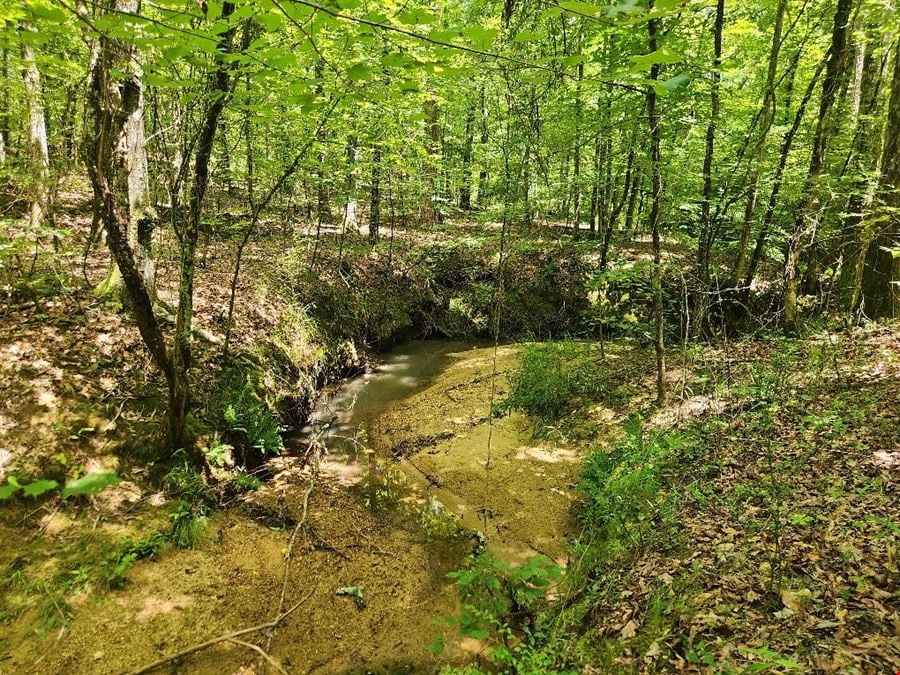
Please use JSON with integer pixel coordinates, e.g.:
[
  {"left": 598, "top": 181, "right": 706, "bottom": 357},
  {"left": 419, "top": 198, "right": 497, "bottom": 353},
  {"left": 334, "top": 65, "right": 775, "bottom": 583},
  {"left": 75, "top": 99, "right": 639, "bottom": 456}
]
[{"left": 294, "top": 339, "right": 580, "bottom": 563}]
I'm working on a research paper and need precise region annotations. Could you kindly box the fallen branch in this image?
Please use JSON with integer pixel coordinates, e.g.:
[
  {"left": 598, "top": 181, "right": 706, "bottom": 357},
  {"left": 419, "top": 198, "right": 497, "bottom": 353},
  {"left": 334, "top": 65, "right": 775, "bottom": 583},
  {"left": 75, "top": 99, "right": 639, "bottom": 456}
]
[
  {"left": 264, "top": 465, "right": 317, "bottom": 654},
  {"left": 128, "top": 600, "right": 303, "bottom": 675},
  {"left": 228, "top": 638, "right": 289, "bottom": 675},
  {"left": 156, "top": 311, "right": 223, "bottom": 344}
]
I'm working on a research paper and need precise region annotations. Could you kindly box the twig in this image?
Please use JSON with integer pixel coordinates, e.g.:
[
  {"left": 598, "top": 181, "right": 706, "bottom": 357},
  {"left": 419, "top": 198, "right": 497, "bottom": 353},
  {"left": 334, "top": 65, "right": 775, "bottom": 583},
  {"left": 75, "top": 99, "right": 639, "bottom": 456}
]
[
  {"left": 129, "top": 600, "right": 304, "bottom": 675},
  {"left": 264, "top": 452, "right": 319, "bottom": 655},
  {"left": 227, "top": 638, "right": 289, "bottom": 675}
]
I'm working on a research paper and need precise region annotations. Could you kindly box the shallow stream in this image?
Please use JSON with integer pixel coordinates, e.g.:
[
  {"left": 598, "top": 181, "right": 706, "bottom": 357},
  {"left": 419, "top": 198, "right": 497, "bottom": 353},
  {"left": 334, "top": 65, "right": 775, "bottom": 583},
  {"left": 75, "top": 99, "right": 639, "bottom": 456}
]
[{"left": 294, "top": 339, "right": 581, "bottom": 563}]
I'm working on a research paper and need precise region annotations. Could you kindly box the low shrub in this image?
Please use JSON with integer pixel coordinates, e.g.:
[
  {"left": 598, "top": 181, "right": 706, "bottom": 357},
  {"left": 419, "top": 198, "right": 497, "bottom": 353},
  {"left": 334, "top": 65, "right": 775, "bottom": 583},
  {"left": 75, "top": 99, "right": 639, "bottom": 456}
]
[
  {"left": 163, "top": 462, "right": 216, "bottom": 549},
  {"left": 578, "top": 419, "right": 684, "bottom": 559},
  {"left": 497, "top": 341, "right": 602, "bottom": 422},
  {"left": 440, "top": 552, "right": 567, "bottom": 672},
  {"left": 210, "top": 364, "right": 284, "bottom": 464}
]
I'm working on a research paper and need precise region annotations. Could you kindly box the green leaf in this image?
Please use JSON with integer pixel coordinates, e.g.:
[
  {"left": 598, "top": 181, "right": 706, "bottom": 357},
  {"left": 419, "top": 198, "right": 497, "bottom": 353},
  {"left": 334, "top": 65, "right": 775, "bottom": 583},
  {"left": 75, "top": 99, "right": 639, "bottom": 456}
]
[
  {"left": 381, "top": 53, "right": 409, "bottom": 68},
  {"left": 630, "top": 48, "right": 682, "bottom": 69},
  {"left": 0, "top": 477, "right": 22, "bottom": 500},
  {"left": 61, "top": 472, "right": 120, "bottom": 499},
  {"left": 347, "top": 63, "right": 371, "bottom": 81},
  {"left": 660, "top": 72, "right": 690, "bottom": 92},
  {"left": 428, "top": 632, "right": 445, "bottom": 654},
  {"left": 561, "top": 54, "right": 586, "bottom": 66},
  {"left": 558, "top": 0, "right": 604, "bottom": 16},
  {"left": 512, "top": 30, "right": 544, "bottom": 43},
  {"left": 23, "top": 479, "right": 58, "bottom": 498},
  {"left": 27, "top": 1, "right": 67, "bottom": 23},
  {"left": 462, "top": 26, "right": 499, "bottom": 49},
  {"left": 397, "top": 9, "right": 436, "bottom": 25},
  {"left": 256, "top": 11, "right": 282, "bottom": 32}
]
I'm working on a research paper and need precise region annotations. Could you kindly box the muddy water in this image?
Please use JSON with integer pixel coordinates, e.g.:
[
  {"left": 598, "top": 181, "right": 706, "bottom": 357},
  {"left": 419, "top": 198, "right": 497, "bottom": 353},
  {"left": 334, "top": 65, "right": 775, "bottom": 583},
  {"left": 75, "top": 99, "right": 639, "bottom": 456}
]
[
  {"left": 298, "top": 340, "right": 476, "bottom": 454},
  {"left": 298, "top": 340, "right": 581, "bottom": 564}
]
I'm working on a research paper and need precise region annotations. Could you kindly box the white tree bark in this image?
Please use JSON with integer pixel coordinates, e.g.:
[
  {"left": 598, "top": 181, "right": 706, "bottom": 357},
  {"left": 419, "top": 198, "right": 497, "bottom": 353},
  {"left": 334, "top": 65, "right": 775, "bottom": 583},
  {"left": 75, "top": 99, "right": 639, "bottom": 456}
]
[
  {"left": 21, "top": 31, "right": 49, "bottom": 229},
  {"left": 121, "top": 0, "right": 156, "bottom": 297}
]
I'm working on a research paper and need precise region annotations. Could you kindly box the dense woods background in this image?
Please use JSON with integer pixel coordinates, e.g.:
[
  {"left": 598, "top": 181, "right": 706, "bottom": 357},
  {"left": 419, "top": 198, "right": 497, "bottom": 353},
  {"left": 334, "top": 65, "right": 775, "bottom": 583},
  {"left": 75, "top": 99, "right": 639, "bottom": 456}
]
[{"left": 2, "top": 0, "right": 898, "bottom": 445}]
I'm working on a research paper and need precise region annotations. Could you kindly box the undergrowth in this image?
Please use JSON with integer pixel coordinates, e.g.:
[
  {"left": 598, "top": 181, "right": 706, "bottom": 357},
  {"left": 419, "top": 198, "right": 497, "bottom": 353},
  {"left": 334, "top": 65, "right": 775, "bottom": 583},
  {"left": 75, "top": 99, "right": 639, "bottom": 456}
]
[
  {"left": 164, "top": 460, "right": 217, "bottom": 549},
  {"left": 495, "top": 341, "right": 602, "bottom": 425},
  {"left": 440, "top": 419, "right": 685, "bottom": 673}
]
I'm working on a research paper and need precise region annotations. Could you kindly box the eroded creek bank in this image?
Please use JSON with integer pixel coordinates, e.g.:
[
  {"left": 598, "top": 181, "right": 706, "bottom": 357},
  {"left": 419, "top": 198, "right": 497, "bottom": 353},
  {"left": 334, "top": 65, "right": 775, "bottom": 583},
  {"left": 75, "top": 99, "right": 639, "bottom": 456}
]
[{"left": 39, "top": 341, "right": 583, "bottom": 674}]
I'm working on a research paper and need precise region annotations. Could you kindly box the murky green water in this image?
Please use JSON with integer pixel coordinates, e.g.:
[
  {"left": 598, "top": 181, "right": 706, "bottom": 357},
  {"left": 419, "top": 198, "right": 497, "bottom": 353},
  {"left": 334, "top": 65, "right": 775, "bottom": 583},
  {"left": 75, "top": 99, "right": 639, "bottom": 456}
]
[
  {"left": 293, "top": 339, "right": 579, "bottom": 563},
  {"left": 297, "top": 340, "right": 479, "bottom": 455}
]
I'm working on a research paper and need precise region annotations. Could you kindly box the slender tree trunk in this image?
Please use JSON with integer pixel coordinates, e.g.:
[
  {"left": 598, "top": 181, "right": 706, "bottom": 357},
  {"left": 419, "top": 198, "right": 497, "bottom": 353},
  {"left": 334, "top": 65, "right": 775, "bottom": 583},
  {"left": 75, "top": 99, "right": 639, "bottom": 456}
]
[
  {"left": 783, "top": 0, "right": 853, "bottom": 333},
  {"left": 561, "top": 149, "right": 571, "bottom": 223},
  {"left": 744, "top": 56, "right": 829, "bottom": 295},
  {"left": 589, "top": 131, "right": 601, "bottom": 234},
  {"left": 647, "top": 1, "right": 665, "bottom": 406},
  {"left": 344, "top": 135, "right": 359, "bottom": 229},
  {"left": 601, "top": 133, "right": 613, "bottom": 239},
  {"left": 0, "top": 49, "right": 7, "bottom": 166},
  {"left": 600, "top": 144, "right": 634, "bottom": 270},
  {"left": 623, "top": 159, "right": 640, "bottom": 237},
  {"left": 21, "top": 28, "right": 50, "bottom": 231},
  {"left": 171, "top": 1, "right": 237, "bottom": 453},
  {"left": 694, "top": 0, "right": 724, "bottom": 335},
  {"left": 314, "top": 62, "right": 329, "bottom": 226},
  {"left": 477, "top": 88, "right": 489, "bottom": 207},
  {"left": 421, "top": 98, "right": 441, "bottom": 224},
  {"left": 523, "top": 91, "right": 536, "bottom": 228},
  {"left": 84, "top": 0, "right": 175, "bottom": 443},
  {"left": 460, "top": 103, "right": 475, "bottom": 210},
  {"left": 733, "top": 0, "right": 786, "bottom": 282},
  {"left": 838, "top": 29, "right": 887, "bottom": 313},
  {"left": 860, "top": 39, "right": 900, "bottom": 318},
  {"left": 571, "top": 57, "right": 584, "bottom": 234},
  {"left": 123, "top": 0, "right": 155, "bottom": 299},
  {"left": 369, "top": 144, "right": 381, "bottom": 245}
]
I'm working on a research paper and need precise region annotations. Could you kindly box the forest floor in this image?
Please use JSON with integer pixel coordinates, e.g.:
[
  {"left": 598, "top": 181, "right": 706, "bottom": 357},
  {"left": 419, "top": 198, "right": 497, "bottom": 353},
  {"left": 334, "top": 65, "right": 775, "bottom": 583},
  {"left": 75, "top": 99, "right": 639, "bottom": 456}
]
[{"left": 1, "top": 187, "right": 898, "bottom": 673}]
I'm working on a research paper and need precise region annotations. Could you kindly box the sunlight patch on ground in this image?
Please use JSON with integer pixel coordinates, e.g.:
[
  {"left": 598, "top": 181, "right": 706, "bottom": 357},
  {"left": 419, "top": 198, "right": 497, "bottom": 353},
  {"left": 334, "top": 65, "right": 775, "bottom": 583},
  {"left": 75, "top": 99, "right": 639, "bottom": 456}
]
[
  {"left": 513, "top": 446, "right": 579, "bottom": 463},
  {"left": 135, "top": 594, "right": 194, "bottom": 621}
]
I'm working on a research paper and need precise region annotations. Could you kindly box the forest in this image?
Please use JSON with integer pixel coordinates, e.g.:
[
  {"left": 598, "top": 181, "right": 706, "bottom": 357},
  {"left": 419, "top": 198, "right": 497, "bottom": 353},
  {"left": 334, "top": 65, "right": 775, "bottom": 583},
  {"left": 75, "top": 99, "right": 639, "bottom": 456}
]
[{"left": 0, "top": 0, "right": 898, "bottom": 671}]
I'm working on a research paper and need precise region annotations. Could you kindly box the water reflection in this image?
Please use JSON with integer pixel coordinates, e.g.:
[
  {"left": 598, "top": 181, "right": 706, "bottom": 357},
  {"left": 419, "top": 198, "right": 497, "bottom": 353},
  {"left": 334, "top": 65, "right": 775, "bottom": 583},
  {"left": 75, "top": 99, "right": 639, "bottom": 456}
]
[{"left": 292, "top": 340, "right": 482, "bottom": 548}]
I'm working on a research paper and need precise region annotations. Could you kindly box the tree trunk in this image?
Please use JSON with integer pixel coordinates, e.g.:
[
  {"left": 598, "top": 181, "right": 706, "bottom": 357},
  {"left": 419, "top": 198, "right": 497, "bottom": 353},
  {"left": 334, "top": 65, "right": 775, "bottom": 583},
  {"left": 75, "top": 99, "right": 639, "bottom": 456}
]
[
  {"left": 744, "top": 56, "right": 829, "bottom": 295},
  {"left": 623, "top": 158, "right": 640, "bottom": 238},
  {"left": 837, "top": 29, "right": 888, "bottom": 313},
  {"left": 571, "top": 57, "right": 584, "bottom": 234},
  {"left": 0, "top": 49, "right": 7, "bottom": 166},
  {"left": 460, "top": 103, "right": 475, "bottom": 210},
  {"left": 171, "top": 1, "right": 237, "bottom": 453},
  {"left": 589, "top": 131, "right": 601, "bottom": 234},
  {"left": 783, "top": 0, "right": 853, "bottom": 333},
  {"left": 732, "top": 0, "right": 786, "bottom": 283},
  {"left": 421, "top": 98, "right": 441, "bottom": 224},
  {"left": 123, "top": 0, "right": 155, "bottom": 299},
  {"left": 647, "top": 0, "right": 665, "bottom": 407},
  {"left": 21, "top": 28, "right": 50, "bottom": 231},
  {"left": 860, "top": 39, "right": 900, "bottom": 319},
  {"left": 694, "top": 0, "right": 724, "bottom": 335},
  {"left": 477, "top": 88, "right": 489, "bottom": 207},
  {"left": 314, "top": 62, "right": 329, "bottom": 226},
  {"left": 600, "top": 144, "right": 634, "bottom": 270},
  {"left": 84, "top": 0, "right": 175, "bottom": 439},
  {"left": 369, "top": 144, "right": 381, "bottom": 245},
  {"left": 344, "top": 135, "right": 359, "bottom": 229}
]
